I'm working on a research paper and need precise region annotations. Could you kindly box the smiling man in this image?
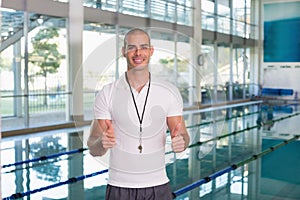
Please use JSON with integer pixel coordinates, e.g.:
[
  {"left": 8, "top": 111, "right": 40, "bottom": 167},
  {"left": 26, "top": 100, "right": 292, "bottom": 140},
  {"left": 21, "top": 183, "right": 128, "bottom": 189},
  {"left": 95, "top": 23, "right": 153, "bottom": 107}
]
[{"left": 87, "top": 28, "right": 190, "bottom": 200}]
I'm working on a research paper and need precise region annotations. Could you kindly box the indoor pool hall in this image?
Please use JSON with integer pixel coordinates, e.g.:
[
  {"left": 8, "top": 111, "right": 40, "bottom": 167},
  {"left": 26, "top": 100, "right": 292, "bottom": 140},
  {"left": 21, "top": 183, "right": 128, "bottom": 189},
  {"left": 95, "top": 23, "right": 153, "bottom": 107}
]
[{"left": 1, "top": 1, "right": 300, "bottom": 199}]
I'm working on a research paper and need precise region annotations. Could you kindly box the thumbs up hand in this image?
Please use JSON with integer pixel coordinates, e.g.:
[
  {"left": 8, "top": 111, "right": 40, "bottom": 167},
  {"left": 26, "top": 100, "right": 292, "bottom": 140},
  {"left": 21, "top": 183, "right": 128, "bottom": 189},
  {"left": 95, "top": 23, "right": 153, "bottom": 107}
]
[
  {"left": 171, "top": 123, "right": 186, "bottom": 153},
  {"left": 101, "top": 119, "right": 116, "bottom": 149}
]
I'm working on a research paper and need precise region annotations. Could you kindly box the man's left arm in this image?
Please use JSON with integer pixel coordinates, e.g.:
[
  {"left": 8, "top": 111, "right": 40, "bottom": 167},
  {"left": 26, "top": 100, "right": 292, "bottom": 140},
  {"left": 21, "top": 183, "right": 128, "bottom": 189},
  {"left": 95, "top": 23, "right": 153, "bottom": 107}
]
[{"left": 167, "top": 116, "right": 190, "bottom": 153}]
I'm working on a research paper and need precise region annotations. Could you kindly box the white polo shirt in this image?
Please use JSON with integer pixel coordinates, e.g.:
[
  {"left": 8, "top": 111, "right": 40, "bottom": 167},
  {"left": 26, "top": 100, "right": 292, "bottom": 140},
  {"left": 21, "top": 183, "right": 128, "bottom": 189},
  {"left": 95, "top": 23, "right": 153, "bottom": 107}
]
[{"left": 94, "top": 73, "right": 183, "bottom": 188}]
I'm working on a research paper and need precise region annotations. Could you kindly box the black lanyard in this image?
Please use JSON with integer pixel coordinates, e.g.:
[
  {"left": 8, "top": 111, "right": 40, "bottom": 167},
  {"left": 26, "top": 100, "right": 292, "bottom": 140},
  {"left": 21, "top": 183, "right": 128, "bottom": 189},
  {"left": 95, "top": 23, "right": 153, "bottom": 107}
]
[{"left": 125, "top": 72, "right": 151, "bottom": 153}]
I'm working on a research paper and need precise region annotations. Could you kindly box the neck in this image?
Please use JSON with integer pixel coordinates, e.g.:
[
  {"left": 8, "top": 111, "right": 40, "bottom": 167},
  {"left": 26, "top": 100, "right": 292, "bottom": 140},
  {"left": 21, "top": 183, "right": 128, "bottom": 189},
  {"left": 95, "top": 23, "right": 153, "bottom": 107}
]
[{"left": 126, "top": 70, "right": 150, "bottom": 92}]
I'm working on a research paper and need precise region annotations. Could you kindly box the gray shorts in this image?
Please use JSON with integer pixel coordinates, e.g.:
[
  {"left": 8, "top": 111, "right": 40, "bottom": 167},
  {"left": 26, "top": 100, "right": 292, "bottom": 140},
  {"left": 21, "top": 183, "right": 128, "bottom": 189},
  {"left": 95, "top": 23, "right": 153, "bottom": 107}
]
[{"left": 105, "top": 182, "right": 173, "bottom": 200}]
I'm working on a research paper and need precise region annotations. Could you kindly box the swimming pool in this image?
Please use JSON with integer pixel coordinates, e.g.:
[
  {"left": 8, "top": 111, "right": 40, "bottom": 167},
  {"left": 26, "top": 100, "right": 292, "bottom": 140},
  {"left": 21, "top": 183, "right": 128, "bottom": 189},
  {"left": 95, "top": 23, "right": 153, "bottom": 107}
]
[{"left": 2, "top": 102, "right": 300, "bottom": 199}]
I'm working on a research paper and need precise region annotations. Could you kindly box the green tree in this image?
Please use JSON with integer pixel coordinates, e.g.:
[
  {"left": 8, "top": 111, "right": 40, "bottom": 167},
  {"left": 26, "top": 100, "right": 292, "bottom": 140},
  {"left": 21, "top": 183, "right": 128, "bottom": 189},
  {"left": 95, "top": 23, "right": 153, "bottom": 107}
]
[{"left": 29, "top": 27, "right": 65, "bottom": 106}]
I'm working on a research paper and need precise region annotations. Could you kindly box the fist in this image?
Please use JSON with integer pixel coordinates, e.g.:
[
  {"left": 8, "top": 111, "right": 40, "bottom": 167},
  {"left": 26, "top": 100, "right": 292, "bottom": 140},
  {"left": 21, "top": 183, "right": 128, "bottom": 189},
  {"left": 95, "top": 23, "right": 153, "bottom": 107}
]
[
  {"left": 101, "top": 119, "right": 116, "bottom": 149},
  {"left": 171, "top": 123, "right": 186, "bottom": 153},
  {"left": 171, "top": 135, "right": 186, "bottom": 153}
]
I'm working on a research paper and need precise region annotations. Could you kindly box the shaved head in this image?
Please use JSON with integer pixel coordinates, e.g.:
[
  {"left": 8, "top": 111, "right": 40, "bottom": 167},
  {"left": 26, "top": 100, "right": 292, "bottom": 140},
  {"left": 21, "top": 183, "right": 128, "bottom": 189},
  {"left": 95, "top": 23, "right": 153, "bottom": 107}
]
[{"left": 124, "top": 28, "right": 151, "bottom": 47}]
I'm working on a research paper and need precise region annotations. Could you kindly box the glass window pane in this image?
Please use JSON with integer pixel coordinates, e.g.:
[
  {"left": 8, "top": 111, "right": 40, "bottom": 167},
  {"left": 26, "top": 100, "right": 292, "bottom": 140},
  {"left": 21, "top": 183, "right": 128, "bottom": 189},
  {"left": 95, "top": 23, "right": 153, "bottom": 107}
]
[
  {"left": 218, "top": 44, "right": 230, "bottom": 101},
  {"left": 120, "top": 0, "right": 148, "bottom": 17},
  {"left": 217, "top": 0, "right": 231, "bottom": 34},
  {"left": 202, "top": 0, "right": 216, "bottom": 31},
  {"left": 27, "top": 15, "right": 68, "bottom": 126},
  {"left": 0, "top": 11, "right": 68, "bottom": 129},
  {"left": 232, "top": 0, "right": 246, "bottom": 37},
  {"left": 82, "top": 23, "right": 117, "bottom": 120}
]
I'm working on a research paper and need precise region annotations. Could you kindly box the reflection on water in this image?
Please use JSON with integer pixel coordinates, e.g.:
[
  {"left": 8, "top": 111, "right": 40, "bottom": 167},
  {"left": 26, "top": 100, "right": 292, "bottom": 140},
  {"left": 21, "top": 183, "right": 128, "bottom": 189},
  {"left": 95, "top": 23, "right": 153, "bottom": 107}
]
[
  {"left": 30, "top": 135, "right": 66, "bottom": 182},
  {"left": 1, "top": 104, "right": 300, "bottom": 199}
]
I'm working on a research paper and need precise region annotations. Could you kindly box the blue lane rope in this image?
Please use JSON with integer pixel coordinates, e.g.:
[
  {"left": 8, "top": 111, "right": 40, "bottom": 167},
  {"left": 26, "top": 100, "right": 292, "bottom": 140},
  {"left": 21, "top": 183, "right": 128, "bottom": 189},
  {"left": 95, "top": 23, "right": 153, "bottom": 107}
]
[
  {"left": 3, "top": 169, "right": 108, "bottom": 200},
  {"left": 2, "top": 148, "right": 87, "bottom": 168},
  {"left": 3, "top": 154, "right": 79, "bottom": 174},
  {"left": 3, "top": 112, "right": 300, "bottom": 198},
  {"left": 4, "top": 111, "right": 300, "bottom": 168},
  {"left": 172, "top": 165, "right": 235, "bottom": 198},
  {"left": 172, "top": 135, "right": 299, "bottom": 198},
  {"left": 166, "top": 111, "right": 300, "bottom": 155},
  {"left": 2, "top": 111, "right": 259, "bottom": 169},
  {"left": 4, "top": 135, "right": 299, "bottom": 199}
]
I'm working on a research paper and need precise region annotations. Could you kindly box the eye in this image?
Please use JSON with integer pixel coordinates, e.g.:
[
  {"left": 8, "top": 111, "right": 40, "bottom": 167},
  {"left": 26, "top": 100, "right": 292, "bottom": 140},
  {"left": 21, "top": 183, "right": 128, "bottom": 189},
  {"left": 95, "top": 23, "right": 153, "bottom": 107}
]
[
  {"left": 127, "top": 45, "right": 137, "bottom": 51},
  {"left": 141, "top": 45, "right": 149, "bottom": 50}
]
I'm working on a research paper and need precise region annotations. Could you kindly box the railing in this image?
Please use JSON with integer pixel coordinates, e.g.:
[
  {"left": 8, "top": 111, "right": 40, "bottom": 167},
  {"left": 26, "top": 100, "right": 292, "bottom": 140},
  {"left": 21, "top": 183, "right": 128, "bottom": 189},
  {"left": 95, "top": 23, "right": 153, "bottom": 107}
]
[
  {"left": 202, "top": 11, "right": 258, "bottom": 39},
  {"left": 1, "top": 91, "right": 71, "bottom": 117},
  {"left": 82, "top": 0, "right": 193, "bottom": 26},
  {"left": 82, "top": 0, "right": 258, "bottom": 37},
  {"left": 200, "top": 83, "right": 261, "bottom": 104},
  {"left": 0, "top": 90, "right": 96, "bottom": 131},
  {"left": 0, "top": 82, "right": 260, "bottom": 132}
]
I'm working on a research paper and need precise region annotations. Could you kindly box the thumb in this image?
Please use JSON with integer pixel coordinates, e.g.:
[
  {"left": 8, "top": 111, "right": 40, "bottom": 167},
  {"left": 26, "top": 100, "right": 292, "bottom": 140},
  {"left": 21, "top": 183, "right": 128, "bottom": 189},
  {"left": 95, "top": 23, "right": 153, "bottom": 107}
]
[
  {"left": 171, "top": 123, "right": 181, "bottom": 138},
  {"left": 105, "top": 119, "right": 113, "bottom": 132}
]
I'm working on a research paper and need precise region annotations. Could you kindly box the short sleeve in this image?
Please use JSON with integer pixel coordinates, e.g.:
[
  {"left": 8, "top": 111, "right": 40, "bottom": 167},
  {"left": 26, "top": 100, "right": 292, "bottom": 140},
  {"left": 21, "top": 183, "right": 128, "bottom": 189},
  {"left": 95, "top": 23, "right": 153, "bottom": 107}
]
[
  {"left": 166, "top": 84, "right": 183, "bottom": 117},
  {"left": 93, "top": 84, "right": 113, "bottom": 120}
]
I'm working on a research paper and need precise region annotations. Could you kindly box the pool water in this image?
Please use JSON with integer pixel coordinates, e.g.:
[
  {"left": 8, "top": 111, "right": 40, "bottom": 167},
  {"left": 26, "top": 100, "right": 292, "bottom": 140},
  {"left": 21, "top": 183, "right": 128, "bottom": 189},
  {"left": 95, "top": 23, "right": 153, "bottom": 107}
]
[{"left": 2, "top": 103, "right": 300, "bottom": 199}]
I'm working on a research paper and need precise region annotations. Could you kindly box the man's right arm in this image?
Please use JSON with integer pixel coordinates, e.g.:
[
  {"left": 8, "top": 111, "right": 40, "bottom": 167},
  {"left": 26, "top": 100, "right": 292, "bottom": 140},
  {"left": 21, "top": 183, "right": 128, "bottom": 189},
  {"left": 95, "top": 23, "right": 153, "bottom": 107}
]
[{"left": 87, "top": 119, "right": 115, "bottom": 156}]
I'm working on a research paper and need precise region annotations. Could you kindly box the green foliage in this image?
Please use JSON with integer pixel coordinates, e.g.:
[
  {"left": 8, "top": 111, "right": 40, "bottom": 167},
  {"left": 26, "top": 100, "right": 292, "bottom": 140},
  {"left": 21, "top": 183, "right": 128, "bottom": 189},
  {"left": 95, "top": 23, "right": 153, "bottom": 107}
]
[
  {"left": 29, "top": 27, "right": 65, "bottom": 77},
  {"left": 28, "top": 27, "right": 65, "bottom": 106},
  {"left": 159, "top": 57, "right": 189, "bottom": 72}
]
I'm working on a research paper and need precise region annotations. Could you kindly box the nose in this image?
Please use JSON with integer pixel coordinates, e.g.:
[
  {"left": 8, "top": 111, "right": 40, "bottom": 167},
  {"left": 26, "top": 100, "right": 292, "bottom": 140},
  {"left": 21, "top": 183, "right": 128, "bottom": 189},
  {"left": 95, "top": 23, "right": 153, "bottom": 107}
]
[{"left": 135, "top": 48, "right": 142, "bottom": 55}]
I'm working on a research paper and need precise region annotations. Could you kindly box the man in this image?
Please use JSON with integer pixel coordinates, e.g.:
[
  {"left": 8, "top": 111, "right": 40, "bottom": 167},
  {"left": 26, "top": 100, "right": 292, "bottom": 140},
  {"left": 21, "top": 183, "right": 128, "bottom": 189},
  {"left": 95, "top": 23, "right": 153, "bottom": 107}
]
[{"left": 87, "top": 28, "right": 190, "bottom": 200}]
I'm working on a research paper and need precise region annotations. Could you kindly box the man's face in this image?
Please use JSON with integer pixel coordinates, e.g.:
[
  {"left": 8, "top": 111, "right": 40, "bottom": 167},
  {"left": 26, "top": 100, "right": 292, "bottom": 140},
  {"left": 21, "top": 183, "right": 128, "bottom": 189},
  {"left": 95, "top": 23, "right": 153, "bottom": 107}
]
[{"left": 122, "top": 32, "right": 154, "bottom": 70}]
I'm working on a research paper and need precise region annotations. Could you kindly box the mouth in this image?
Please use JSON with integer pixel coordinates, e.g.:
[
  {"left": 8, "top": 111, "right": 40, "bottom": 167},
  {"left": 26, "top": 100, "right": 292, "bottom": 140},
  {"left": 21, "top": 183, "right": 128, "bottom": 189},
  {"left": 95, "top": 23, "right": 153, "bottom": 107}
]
[{"left": 133, "top": 57, "right": 144, "bottom": 65}]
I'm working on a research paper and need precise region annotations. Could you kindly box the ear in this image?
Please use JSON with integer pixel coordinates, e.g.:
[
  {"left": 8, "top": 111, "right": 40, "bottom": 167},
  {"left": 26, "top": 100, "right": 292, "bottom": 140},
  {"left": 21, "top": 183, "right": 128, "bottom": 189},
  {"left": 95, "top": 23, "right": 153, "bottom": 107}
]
[{"left": 149, "top": 46, "right": 154, "bottom": 56}]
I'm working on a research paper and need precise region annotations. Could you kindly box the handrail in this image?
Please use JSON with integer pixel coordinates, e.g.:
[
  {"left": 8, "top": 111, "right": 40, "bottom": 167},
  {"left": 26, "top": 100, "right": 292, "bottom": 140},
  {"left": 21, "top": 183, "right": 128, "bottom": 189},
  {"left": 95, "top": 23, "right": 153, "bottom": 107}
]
[{"left": 0, "top": 91, "right": 72, "bottom": 98}]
